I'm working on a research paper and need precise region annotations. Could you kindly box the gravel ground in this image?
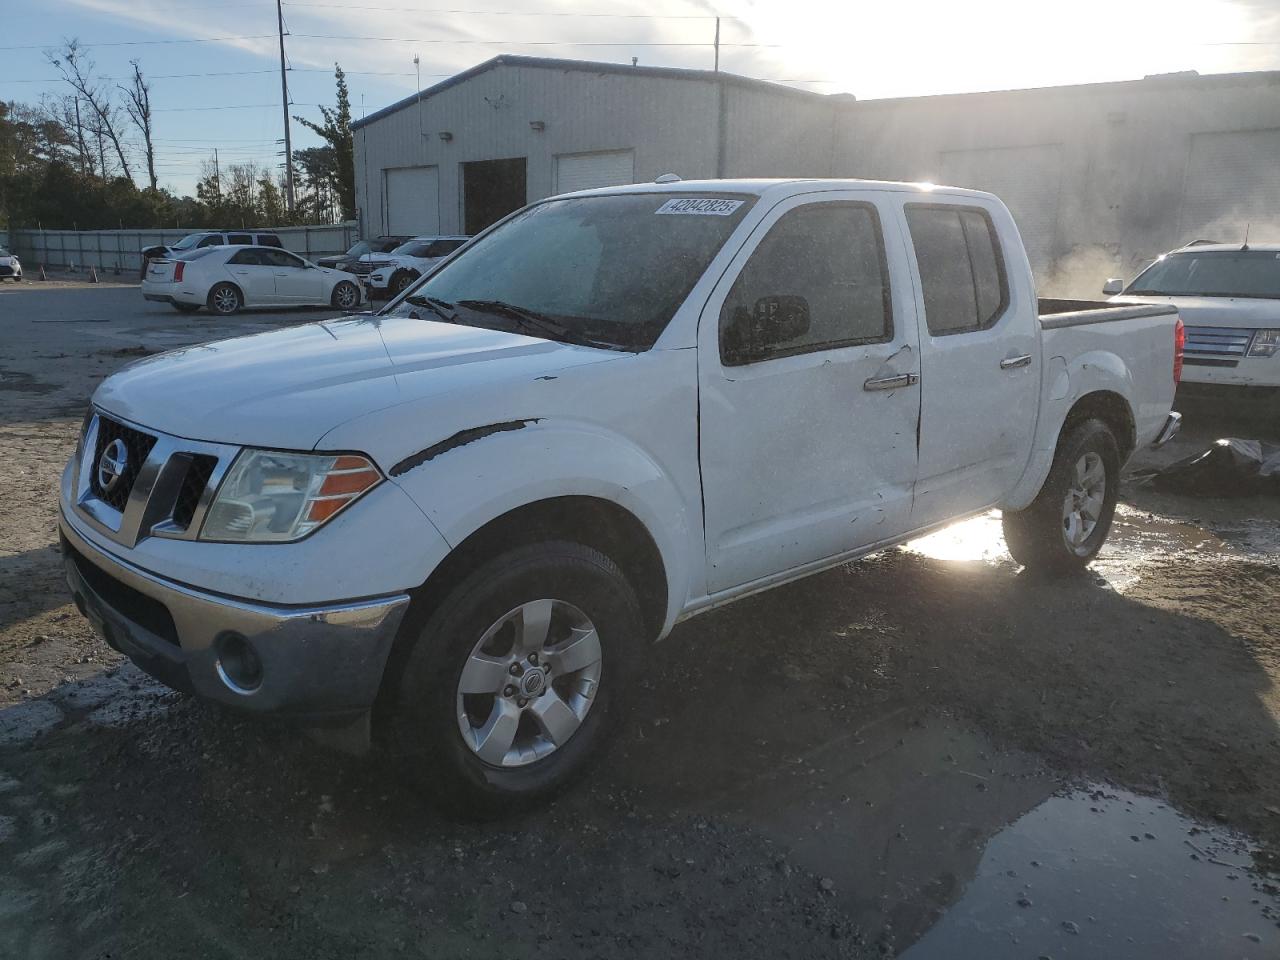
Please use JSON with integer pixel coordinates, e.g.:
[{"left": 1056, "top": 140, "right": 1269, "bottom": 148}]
[{"left": 2, "top": 281, "right": 1279, "bottom": 958}]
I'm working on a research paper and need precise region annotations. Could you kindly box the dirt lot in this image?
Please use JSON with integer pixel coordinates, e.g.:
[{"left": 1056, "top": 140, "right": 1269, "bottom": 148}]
[{"left": 2, "top": 280, "right": 1280, "bottom": 958}]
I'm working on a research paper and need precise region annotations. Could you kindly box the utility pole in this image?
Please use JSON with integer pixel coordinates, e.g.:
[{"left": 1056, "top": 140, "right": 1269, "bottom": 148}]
[
  {"left": 713, "top": 17, "right": 720, "bottom": 72},
  {"left": 276, "top": 0, "right": 296, "bottom": 213},
  {"left": 213, "top": 147, "right": 221, "bottom": 200}
]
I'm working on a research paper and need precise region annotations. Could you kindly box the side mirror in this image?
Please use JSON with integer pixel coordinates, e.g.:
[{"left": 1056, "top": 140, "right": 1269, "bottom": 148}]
[
  {"left": 723, "top": 295, "right": 812, "bottom": 364},
  {"left": 1102, "top": 278, "right": 1124, "bottom": 296}
]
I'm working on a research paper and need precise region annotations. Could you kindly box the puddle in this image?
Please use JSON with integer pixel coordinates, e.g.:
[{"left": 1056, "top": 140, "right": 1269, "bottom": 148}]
[
  {"left": 902, "top": 785, "right": 1280, "bottom": 959},
  {"left": 905, "top": 506, "right": 1273, "bottom": 591}
]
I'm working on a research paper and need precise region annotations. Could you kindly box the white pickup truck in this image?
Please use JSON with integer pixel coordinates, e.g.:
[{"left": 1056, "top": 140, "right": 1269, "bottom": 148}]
[{"left": 60, "top": 179, "right": 1182, "bottom": 813}]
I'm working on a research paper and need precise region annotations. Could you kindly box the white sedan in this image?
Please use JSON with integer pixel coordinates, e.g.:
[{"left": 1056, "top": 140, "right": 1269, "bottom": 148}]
[
  {"left": 0, "top": 247, "right": 22, "bottom": 281},
  {"left": 142, "top": 245, "right": 366, "bottom": 315}
]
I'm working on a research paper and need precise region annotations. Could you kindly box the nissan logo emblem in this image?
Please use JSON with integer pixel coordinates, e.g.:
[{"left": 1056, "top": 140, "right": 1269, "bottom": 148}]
[{"left": 97, "top": 438, "right": 129, "bottom": 493}]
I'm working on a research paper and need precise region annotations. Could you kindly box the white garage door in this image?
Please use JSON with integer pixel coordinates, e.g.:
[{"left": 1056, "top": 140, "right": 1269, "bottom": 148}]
[
  {"left": 385, "top": 166, "right": 440, "bottom": 236},
  {"left": 940, "top": 144, "right": 1063, "bottom": 276},
  {"left": 554, "top": 150, "right": 635, "bottom": 195},
  {"left": 1178, "top": 129, "right": 1280, "bottom": 242}
]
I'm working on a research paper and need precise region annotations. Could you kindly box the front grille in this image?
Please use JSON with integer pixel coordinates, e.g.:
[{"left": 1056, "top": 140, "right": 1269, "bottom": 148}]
[
  {"left": 0, "top": 265, "right": 14, "bottom": 277},
  {"left": 351, "top": 262, "right": 374, "bottom": 275},
  {"left": 172, "top": 454, "right": 218, "bottom": 530},
  {"left": 64, "top": 539, "right": 180, "bottom": 647},
  {"left": 1183, "top": 325, "right": 1253, "bottom": 359},
  {"left": 90, "top": 417, "right": 157, "bottom": 511}
]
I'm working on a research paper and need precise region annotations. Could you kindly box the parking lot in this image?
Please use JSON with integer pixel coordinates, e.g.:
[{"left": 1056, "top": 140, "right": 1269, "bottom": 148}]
[{"left": 3, "top": 278, "right": 1280, "bottom": 958}]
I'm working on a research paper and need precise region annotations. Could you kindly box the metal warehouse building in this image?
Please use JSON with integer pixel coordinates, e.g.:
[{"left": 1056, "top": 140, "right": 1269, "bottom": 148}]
[{"left": 353, "top": 56, "right": 1280, "bottom": 292}]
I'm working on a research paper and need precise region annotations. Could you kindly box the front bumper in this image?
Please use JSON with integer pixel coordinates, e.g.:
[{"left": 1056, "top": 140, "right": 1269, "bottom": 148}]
[
  {"left": 1151, "top": 411, "right": 1181, "bottom": 447},
  {"left": 59, "top": 508, "right": 410, "bottom": 719}
]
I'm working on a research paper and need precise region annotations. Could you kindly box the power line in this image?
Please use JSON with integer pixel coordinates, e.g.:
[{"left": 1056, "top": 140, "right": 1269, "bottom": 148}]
[
  {"left": 0, "top": 34, "right": 275, "bottom": 51},
  {"left": 283, "top": 1, "right": 731, "bottom": 17},
  {"left": 291, "top": 33, "right": 780, "bottom": 47}
]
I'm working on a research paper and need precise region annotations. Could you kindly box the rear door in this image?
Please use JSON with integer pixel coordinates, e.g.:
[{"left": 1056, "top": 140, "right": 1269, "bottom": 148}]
[
  {"left": 265, "top": 249, "right": 326, "bottom": 303},
  {"left": 699, "top": 191, "right": 921, "bottom": 593},
  {"left": 899, "top": 198, "right": 1039, "bottom": 528},
  {"left": 225, "top": 249, "right": 278, "bottom": 304}
]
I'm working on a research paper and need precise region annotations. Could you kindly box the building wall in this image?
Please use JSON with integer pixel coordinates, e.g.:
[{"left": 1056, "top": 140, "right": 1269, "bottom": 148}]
[
  {"left": 356, "top": 63, "right": 725, "bottom": 236},
  {"left": 836, "top": 72, "right": 1280, "bottom": 293}
]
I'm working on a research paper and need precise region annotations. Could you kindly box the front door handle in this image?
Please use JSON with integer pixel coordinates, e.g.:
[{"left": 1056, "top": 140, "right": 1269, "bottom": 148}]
[
  {"left": 863, "top": 372, "right": 920, "bottom": 392},
  {"left": 1000, "top": 354, "right": 1033, "bottom": 370}
]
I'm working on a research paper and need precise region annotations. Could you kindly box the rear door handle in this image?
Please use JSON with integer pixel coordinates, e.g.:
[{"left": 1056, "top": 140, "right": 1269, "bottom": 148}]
[
  {"left": 1000, "top": 354, "right": 1033, "bottom": 370},
  {"left": 863, "top": 372, "right": 920, "bottom": 392}
]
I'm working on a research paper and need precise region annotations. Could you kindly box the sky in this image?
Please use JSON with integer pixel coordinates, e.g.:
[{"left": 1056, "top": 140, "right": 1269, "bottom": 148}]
[{"left": 3, "top": 0, "right": 1280, "bottom": 196}]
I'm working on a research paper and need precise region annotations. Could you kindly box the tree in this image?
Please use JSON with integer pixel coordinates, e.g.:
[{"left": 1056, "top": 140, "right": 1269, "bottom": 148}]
[
  {"left": 45, "top": 40, "right": 132, "bottom": 182},
  {"left": 120, "top": 61, "right": 157, "bottom": 191},
  {"left": 294, "top": 64, "right": 354, "bottom": 221}
]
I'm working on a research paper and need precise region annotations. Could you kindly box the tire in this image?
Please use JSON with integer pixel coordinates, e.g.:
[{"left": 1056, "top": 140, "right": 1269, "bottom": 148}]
[
  {"left": 389, "top": 271, "right": 416, "bottom": 297},
  {"left": 207, "top": 282, "right": 242, "bottom": 316},
  {"left": 1002, "top": 417, "right": 1121, "bottom": 574},
  {"left": 171, "top": 302, "right": 200, "bottom": 314},
  {"left": 331, "top": 280, "right": 360, "bottom": 310},
  {"left": 388, "top": 541, "right": 642, "bottom": 817}
]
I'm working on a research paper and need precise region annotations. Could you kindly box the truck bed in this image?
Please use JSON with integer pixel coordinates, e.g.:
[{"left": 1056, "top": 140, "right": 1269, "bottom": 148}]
[{"left": 1038, "top": 298, "right": 1177, "bottom": 329}]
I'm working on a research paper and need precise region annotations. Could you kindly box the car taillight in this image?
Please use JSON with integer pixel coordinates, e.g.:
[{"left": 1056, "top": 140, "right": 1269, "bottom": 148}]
[
  {"left": 173, "top": 261, "right": 185, "bottom": 282},
  {"left": 1173, "top": 317, "right": 1185, "bottom": 385}
]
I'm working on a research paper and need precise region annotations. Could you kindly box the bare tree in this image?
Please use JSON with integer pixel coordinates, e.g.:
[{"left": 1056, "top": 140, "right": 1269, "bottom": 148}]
[
  {"left": 120, "top": 60, "right": 156, "bottom": 191},
  {"left": 46, "top": 39, "right": 133, "bottom": 181}
]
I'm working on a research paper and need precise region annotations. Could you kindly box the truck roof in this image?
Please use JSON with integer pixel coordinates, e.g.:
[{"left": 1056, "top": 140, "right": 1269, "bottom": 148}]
[{"left": 561, "top": 177, "right": 998, "bottom": 203}]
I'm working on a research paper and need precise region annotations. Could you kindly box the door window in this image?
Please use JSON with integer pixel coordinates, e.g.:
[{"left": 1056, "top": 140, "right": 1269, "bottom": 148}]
[
  {"left": 262, "top": 249, "right": 306, "bottom": 269},
  {"left": 256, "top": 234, "right": 284, "bottom": 248},
  {"left": 424, "top": 239, "right": 465, "bottom": 257},
  {"left": 228, "top": 249, "right": 269, "bottom": 266},
  {"left": 720, "top": 202, "right": 891, "bottom": 366},
  {"left": 197, "top": 235, "right": 223, "bottom": 248},
  {"left": 905, "top": 205, "right": 1008, "bottom": 335}
]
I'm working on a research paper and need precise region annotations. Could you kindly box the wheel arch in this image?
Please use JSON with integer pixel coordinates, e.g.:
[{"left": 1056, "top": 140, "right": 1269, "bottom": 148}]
[
  {"left": 373, "top": 495, "right": 669, "bottom": 725},
  {"left": 207, "top": 279, "right": 244, "bottom": 309}
]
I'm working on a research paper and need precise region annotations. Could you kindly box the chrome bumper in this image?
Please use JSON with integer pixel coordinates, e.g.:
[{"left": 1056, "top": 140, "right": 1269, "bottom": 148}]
[
  {"left": 59, "top": 509, "right": 410, "bottom": 718},
  {"left": 1152, "top": 411, "right": 1182, "bottom": 447}
]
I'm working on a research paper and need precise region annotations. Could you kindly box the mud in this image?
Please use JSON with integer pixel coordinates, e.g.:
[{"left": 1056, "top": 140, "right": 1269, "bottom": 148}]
[{"left": 2, "top": 284, "right": 1279, "bottom": 957}]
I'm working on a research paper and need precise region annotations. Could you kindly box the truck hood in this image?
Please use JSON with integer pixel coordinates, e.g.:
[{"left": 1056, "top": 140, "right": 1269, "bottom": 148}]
[
  {"left": 92, "top": 314, "right": 620, "bottom": 450},
  {"left": 1111, "top": 294, "right": 1280, "bottom": 327}
]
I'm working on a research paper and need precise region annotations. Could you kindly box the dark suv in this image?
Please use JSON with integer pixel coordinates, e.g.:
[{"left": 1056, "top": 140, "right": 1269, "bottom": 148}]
[{"left": 316, "top": 236, "right": 411, "bottom": 276}]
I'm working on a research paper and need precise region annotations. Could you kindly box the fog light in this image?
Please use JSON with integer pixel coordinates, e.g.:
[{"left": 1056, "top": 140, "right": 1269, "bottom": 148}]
[{"left": 215, "top": 632, "right": 263, "bottom": 694}]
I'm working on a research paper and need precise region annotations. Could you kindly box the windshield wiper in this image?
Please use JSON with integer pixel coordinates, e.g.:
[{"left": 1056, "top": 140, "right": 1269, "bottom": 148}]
[
  {"left": 454, "top": 299, "right": 619, "bottom": 349},
  {"left": 404, "top": 294, "right": 457, "bottom": 323}
]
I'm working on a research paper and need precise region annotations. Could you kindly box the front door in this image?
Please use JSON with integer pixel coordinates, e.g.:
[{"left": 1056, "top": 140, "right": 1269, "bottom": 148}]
[
  {"left": 699, "top": 192, "right": 922, "bottom": 594},
  {"left": 898, "top": 199, "right": 1039, "bottom": 528}
]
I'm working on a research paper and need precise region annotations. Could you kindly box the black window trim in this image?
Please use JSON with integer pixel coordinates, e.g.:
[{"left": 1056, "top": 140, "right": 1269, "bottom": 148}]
[
  {"left": 720, "top": 199, "right": 895, "bottom": 368},
  {"left": 905, "top": 201, "right": 1010, "bottom": 337}
]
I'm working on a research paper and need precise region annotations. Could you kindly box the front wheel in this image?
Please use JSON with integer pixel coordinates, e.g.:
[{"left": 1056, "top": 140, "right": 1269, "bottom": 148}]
[
  {"left": 389, "top": 271, "right": 417, "bottom": 297},
  {"left": 331, "top": 280, "right": 360, "bottom": 310},
  {"left": 207, "top": 282, "right": 242, "bottom": 316},
  {"left": 387, "top": 541, "right": 641, "bottom": 817},
  {"left": 1002, "top": 417, "right": 1120, "bottom": 573}
]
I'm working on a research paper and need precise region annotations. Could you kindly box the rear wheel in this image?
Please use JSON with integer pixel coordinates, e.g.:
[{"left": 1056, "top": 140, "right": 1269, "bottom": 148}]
[
  {"left": 1002, "top": 418, "right": 1120, "bottom": 573},
  {"left": 331, "top": 280, "right": 360, "bottom": 310},
  {"left": 207, "top": 282, "right": 242, "bottom": 316},
  {"left": 387, "top": 541, "right": 641, "bottom": 817}
]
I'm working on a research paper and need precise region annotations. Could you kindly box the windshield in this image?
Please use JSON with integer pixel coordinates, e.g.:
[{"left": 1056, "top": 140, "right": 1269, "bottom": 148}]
[
  {"left": 169, "top": 233, "right": 204, "bottom": 251},
  {"left": 1126, "top": 250, "right": 1280, "bottom": 299},
  {"left": 381, "top": 192, "right": 755, "bottom": 350},
  {"left": 343, "top": 241, "right": 373, "bottom": 257}
]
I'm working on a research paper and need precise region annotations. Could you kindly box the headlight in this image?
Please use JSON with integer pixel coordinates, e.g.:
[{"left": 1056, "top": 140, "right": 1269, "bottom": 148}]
[
  {"left": 1248, "top": 329, "right": 1280, "bottom": 358},
  {"left": 200, "top": 449, "right": 381, "bottom": 542}
]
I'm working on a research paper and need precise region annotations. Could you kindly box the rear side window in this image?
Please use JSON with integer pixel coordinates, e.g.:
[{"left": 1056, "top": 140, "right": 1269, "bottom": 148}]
[
  {"left": 256, "top": 234, "right": 283, "bottom": 248},
  {"left": 425, "top": 239, "right": 466, "bottom": 257},
  {"left": 720, "top": 202, "right": 892, "bottom": 365},
  {"left": 227, "top": 233, "right": 253, "bottom": 245},
  {"left": 906, "top": 204, "right": 1008, "bottom": 335},
  {"left": 228, "top": 249, "right": 268, "bottom": 266},
  {"left": 263, "top": 249, "right": 305, "bottom": 268}
]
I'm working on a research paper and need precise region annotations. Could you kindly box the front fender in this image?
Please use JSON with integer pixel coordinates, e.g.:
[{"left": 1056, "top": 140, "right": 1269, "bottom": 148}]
[
  {"left": 384, "top": 419, "right": 693, "bottom": 634},
  {"left": 1002, "top": 348, "right": 1136, "bottom": 511}
]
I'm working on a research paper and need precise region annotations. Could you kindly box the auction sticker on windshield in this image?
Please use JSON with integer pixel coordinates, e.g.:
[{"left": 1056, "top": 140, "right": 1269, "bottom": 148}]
[{"left": 655, "top": 198, "right": 745, "bottom": 216}]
